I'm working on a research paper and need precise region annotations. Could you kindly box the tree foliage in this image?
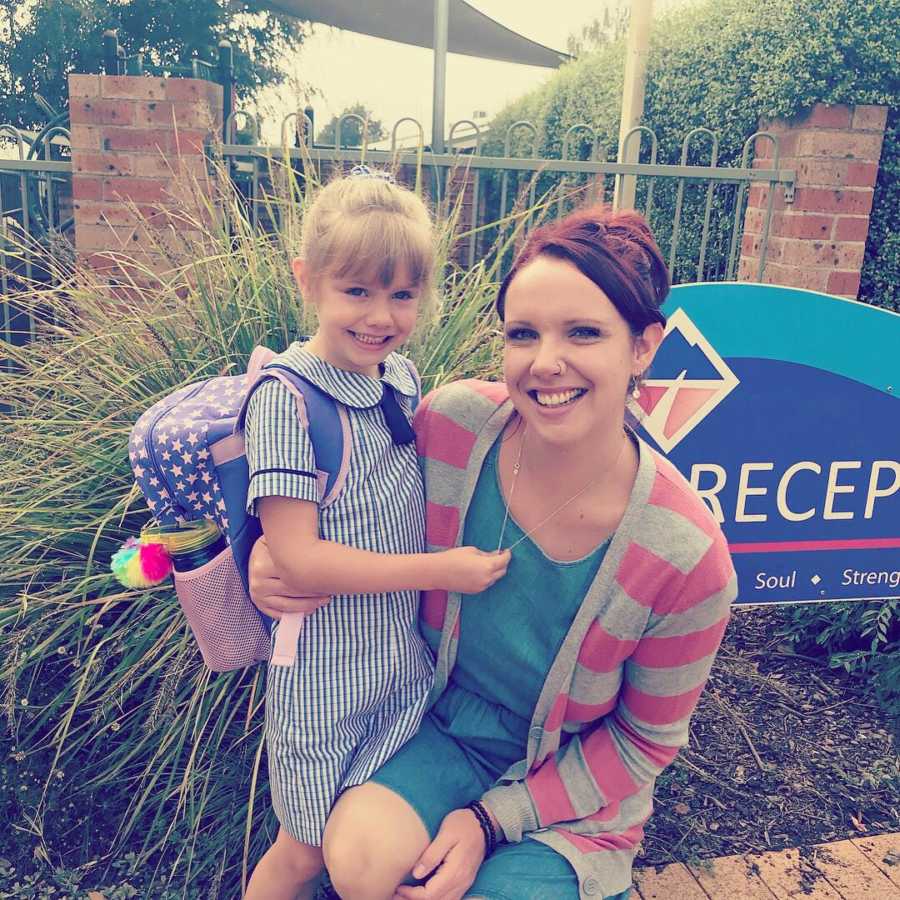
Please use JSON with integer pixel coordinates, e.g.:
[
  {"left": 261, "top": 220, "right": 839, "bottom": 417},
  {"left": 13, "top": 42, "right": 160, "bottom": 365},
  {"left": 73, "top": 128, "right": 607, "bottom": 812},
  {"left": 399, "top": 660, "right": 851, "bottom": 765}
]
[
  {"left": 315, "top": 102, "right": 386, "bottom": 149},
  {"left": 566, "top": 3, "right": 630, "bottom": 58},
  {"left": 0, "top": 0, "right": 306, "bottom": 129}
]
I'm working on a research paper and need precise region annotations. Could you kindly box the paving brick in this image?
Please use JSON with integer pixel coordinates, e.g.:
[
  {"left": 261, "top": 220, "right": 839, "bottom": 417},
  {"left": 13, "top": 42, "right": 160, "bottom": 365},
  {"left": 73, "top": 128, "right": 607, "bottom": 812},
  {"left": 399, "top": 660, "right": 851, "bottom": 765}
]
[
  {"left": 761, "top": 263, "right": 829, "bottom": 292},
  {"left": 688, "top": 854, "right": 777, "bottom": 898},
  {"left": 851, "top": 834, "right": 900, "bottom": 888},
  {"left": 634, "top": 862, "right": 710, "bottom": 899},
  {"left": 775, "top": 212, "right": 835, "bottom": 240},
  {"left": 129, "top": 154, "right": 181, "bottom": 179},
  {"left": 809, "top": 838, "right": 900, "bottom": 898},
  {"left": 71, "top": 176, "right": 104, "bottom": 202},
  {"left": 73, "top": 200, "right": 144, "bottom": 228},
  {"left": 169, "top": 129, "right": 208, "bottom": 156},
  {"left": 845, "top": 161, "right": 879, "bottom": 188},
  {"left": 779, "top": 239, "right": 865, "bottom": 270},
  {"left": 165, "top": 78, "right": 216, "bottom": 105},
  {"left": 76, "top": 223, "right": 134, "bottom": 253},
  {"left": 750, "top": 846, "right": 844, "bottom": 898}
]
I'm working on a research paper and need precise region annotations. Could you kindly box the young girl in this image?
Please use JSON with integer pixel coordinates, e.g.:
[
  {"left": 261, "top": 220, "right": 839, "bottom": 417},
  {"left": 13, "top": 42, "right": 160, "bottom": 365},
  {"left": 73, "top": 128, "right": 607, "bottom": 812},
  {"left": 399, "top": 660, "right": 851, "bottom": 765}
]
[{"left": 244, "top": 171, "right": 510, "bottom": 900}]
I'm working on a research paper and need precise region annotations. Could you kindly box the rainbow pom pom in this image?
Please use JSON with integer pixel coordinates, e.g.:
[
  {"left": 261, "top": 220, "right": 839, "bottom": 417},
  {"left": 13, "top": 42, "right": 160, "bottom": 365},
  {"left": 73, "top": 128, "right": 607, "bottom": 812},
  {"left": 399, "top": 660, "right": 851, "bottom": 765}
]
[{"left": 111, "top": 537, "right": 173, "bottom": 589}]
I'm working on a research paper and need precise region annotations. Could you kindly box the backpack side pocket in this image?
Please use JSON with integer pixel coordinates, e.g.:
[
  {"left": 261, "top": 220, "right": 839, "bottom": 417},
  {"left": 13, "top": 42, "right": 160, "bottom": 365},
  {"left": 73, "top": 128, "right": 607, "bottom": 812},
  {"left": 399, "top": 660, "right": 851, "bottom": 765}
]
[{"left": 173, "top": 544, "right": 270, "bottom": 671}]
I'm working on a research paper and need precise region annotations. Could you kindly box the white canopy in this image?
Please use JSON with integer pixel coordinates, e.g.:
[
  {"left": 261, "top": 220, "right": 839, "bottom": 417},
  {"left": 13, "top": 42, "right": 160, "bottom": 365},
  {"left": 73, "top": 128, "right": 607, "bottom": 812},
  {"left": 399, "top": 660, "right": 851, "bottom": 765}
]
[{"left": 263, "top": 0, "right": 569, "bottom": 68}]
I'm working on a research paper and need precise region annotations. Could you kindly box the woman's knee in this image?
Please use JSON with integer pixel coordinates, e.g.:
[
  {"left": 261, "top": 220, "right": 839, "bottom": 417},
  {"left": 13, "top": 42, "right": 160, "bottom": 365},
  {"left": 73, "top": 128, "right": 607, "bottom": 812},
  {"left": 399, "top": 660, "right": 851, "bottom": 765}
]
[{"left": 323, "top": 783, "right": 427, "bottom": 895}]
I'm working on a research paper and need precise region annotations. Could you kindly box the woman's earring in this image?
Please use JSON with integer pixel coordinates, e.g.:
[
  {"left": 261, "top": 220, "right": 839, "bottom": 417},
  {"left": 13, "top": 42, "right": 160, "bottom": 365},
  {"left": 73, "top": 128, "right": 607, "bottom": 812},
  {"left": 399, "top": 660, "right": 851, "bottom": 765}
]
[{"left": 630, "top": 374, "right": 642, "bottom": 400}]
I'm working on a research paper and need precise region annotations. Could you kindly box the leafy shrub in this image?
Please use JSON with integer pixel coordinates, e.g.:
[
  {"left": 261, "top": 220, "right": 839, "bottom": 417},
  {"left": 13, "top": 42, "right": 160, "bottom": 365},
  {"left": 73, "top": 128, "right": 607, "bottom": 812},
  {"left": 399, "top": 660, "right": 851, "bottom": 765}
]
[
  {"left": 777, "top": 600, "right": 900, "bottom": 728},
  {"left": 486, "top": 0, "right": 900, "bottom": 304},
  {"left": 861, "top": 108, "right": 900, "bottom": 311}
]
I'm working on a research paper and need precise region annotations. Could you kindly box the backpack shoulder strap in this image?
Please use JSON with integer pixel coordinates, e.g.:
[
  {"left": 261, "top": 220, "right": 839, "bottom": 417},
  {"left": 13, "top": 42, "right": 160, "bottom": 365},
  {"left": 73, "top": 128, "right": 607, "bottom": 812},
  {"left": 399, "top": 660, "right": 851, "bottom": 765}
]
[
  {"left": 260, "top": 363, "right": 351, "bottom": 508},
  {"left": 404, "top": 357, "right": 422, "bottom": 414}
]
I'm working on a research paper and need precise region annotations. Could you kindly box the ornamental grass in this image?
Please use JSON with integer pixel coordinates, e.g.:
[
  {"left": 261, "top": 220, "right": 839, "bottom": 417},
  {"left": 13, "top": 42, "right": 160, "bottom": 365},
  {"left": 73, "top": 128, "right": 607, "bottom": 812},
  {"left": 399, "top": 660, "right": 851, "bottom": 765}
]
[{"left": 0, "top": 156, "right": 571, "bottom": 894}]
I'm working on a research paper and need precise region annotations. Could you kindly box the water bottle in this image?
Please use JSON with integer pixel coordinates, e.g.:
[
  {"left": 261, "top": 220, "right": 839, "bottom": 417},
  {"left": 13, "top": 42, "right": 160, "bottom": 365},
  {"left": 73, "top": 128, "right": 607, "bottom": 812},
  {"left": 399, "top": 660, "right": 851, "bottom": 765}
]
[{"left": 143, "top": 520, "right": 226, "bottom": 572}]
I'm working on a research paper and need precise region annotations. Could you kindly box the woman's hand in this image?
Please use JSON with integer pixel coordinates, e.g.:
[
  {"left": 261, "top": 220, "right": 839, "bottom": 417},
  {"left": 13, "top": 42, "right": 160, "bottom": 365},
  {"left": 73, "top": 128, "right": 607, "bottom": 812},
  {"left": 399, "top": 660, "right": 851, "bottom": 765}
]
[
  {"left": 248, "top": 535, "right": 331, "bottom": 619},
  {"left": 393, "top": 807, "right": 487, "bottom": 900}
]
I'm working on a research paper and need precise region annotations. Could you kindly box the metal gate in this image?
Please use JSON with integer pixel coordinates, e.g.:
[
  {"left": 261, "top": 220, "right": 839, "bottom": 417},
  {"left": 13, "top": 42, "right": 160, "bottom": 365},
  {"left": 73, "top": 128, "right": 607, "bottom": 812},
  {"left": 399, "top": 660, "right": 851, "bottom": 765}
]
[
  {"left": 220, "top": 113, "right": 795, "bottom": 284},
  {"left": 0, "top": 121, "right": 73, "bottom": 353}
]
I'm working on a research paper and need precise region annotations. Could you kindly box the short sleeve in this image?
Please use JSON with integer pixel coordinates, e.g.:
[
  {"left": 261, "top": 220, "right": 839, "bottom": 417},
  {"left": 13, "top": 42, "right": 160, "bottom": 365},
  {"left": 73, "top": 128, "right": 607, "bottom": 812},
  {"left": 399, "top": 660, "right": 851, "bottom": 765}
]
[{"left": 244, "top": 378, "right": 320, "bottom": 515}]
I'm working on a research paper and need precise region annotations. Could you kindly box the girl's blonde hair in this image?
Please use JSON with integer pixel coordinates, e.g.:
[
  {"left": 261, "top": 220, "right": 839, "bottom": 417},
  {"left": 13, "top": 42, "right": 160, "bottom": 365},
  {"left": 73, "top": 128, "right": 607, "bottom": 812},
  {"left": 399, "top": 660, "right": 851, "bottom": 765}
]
[{"left": 300, "top": 174, "right": 436, "bottom": 303}]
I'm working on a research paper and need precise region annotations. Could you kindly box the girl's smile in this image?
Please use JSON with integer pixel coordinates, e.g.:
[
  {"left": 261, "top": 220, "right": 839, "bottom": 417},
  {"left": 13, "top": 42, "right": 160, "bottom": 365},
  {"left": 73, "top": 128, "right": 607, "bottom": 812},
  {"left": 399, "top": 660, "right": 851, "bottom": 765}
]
[{"left": 292, "top": 259, "right": 421, "bottom": 376}]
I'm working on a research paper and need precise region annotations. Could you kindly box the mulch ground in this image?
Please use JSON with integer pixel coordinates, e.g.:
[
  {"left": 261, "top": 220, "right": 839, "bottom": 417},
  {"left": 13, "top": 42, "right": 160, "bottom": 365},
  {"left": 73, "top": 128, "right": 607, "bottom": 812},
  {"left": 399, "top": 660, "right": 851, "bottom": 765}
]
[{"left": 639, "top": 606, "right": 899, "bottom": 868}]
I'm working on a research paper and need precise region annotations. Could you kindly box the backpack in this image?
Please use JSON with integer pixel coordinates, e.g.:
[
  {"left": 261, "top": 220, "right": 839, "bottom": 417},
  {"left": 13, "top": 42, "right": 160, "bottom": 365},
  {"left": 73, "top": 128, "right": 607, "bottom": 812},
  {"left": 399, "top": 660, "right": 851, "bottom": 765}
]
[{"left": 129, "top": 346, "right": 420, "bottom": 671}]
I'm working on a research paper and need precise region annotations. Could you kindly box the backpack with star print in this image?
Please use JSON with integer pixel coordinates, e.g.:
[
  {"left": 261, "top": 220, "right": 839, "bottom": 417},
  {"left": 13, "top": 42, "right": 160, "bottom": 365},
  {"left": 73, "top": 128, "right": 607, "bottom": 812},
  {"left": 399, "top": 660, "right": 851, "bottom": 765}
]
[{"left": 128, "top": 346, "right": 354, "bottom": 670}]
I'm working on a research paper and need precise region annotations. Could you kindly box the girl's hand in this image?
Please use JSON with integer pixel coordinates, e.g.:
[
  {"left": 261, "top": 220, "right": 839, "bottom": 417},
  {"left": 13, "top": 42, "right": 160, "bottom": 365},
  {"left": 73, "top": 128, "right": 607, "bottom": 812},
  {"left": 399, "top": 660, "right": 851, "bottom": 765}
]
[
  {"left": 248, "top": 535, "right": 332, "bottom": 619},
  {"left": 393, "top": 807, "right": 487, "bottom": 900},
  {"left": 437, "top": 547, "right": 510, "bottom": 594}
]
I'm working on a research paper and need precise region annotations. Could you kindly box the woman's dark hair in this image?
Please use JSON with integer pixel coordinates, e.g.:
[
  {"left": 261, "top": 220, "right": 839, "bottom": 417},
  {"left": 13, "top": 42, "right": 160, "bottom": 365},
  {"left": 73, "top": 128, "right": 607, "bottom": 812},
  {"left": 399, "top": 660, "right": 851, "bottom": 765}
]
[{"left": 495, "top": 206, "right": 669, "bottom": 333}]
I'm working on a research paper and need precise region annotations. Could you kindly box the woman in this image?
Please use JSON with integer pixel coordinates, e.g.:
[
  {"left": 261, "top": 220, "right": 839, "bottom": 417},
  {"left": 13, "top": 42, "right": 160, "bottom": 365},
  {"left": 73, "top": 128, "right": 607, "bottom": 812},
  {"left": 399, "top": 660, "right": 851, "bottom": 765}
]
[{"left": 249, "top": 206, "right": 737, "bottom": 900}]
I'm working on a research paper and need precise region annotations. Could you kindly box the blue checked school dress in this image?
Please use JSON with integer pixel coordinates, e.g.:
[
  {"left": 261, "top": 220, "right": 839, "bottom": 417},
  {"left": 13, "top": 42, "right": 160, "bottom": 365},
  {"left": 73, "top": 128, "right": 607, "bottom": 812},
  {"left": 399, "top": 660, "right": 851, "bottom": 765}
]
[{"left": 244, "top": 344, "right": 434, "bottom": 845}]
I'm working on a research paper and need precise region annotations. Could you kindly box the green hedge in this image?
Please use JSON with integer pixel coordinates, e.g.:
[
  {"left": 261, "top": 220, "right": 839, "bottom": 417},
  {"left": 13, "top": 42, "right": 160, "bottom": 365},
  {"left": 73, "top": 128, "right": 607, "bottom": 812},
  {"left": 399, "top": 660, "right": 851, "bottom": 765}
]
[{"left": 485, "top": 0, "right": 900, "bottom": 307}]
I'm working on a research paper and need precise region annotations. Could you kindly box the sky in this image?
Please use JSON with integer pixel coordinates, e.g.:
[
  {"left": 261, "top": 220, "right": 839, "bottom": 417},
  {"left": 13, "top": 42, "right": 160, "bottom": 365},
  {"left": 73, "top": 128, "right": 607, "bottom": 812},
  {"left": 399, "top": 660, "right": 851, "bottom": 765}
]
[{"left": 255, "top": 1, "right": 689, "bottom": 144}]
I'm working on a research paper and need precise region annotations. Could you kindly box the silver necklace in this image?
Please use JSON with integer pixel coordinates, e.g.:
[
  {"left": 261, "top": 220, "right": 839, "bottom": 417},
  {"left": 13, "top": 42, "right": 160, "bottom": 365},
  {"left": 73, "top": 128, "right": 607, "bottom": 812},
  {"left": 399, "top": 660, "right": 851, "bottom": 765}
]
[{"left": 496, "top": 425, "right": 628, "bottom": 554}]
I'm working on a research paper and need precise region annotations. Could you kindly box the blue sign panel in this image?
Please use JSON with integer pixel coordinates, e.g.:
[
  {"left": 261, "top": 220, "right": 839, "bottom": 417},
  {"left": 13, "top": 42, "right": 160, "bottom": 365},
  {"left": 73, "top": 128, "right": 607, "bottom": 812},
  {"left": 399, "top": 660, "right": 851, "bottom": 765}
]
[{"left": 635, "top": 283, "right": 900, "bottom": 605}]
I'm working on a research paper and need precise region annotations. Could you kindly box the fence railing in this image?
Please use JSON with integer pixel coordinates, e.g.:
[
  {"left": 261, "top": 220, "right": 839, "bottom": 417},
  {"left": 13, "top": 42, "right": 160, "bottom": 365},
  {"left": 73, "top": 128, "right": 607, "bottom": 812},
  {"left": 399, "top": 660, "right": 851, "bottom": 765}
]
[
  {"left": 221, "top": 113, "right": 795, "bottom": 284},
  {"left": 0, "top": 123, "right": 73, "bottom": 351}
]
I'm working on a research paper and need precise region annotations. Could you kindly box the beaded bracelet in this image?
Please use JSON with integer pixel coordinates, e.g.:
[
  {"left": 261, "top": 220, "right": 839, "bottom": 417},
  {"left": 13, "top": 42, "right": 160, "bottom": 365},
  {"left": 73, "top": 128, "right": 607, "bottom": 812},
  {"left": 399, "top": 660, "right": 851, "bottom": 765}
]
[{"left": 465, "top": 800, "right": 498, "bottom": 857}]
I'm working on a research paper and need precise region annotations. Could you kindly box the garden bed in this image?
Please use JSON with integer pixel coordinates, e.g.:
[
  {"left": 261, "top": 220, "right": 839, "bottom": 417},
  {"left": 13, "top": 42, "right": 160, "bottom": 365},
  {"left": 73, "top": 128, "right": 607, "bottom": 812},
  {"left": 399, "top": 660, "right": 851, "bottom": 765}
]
[
  {"left": 641, "top": 605, "right": 899, "bottom": 867},
  {"left": 1, "top": 607, "right": 897, "bottom": 898}
]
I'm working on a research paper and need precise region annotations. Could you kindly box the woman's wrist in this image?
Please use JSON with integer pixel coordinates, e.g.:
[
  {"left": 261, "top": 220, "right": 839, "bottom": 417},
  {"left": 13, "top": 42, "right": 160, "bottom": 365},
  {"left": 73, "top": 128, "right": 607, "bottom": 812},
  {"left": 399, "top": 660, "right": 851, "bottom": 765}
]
[{"left": 465, "top": 800, "right": 499, "bottom": 857}]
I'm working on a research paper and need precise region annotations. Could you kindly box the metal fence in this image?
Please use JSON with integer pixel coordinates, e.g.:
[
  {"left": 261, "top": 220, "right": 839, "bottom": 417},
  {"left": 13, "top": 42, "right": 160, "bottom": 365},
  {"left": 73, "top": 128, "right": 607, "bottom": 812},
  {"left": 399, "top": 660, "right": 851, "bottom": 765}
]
[
  {"left": 0, "top": 121, "right": 73, "bottom": 353},
  {"left": 220, "top": 113, "right": 795, "bottom": 284}
]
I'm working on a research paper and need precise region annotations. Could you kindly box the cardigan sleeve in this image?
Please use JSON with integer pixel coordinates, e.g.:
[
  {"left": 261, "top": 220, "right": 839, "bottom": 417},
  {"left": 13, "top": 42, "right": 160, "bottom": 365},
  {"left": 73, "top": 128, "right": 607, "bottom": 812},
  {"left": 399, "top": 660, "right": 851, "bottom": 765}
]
[{"left": 480, "top": 535, "right": 737, "bottom": 842}]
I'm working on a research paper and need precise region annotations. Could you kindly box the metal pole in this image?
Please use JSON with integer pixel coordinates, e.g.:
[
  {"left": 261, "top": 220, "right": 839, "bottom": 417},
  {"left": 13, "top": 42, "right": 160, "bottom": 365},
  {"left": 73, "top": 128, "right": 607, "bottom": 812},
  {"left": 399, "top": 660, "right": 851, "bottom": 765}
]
[
  {"left": 432, "top": 0, "right": 449, "bottom": 154},
  {"left": 613, "top": 0, "right": 653, "bottom": 211},
  {"left": 218, "top": 40, "right": 234, "bottom": 143},
  {"left": 103, "top": 30, "right": 119, "bottom": 75}
]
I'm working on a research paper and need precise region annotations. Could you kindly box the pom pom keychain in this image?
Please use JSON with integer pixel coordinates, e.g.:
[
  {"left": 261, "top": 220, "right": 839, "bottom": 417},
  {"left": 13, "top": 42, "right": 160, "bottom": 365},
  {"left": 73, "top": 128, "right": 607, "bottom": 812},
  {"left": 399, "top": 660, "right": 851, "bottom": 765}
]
[{"left": 111, "top": 536, "right": 173, "bottom": 589}]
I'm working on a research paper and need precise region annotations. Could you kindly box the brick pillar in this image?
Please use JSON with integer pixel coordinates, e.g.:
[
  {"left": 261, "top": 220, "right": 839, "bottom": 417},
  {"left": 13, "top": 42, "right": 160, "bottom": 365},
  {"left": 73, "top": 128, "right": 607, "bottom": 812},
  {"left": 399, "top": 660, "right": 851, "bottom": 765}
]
[
  {"left": 68, "top": 74, "right": 222, "bottom": 283},
  {"left": 738, "top": 103, "right": 887, "bottom": 298},
  {"left": 445, "top": 166, "right": 478, "bottom": 267}
]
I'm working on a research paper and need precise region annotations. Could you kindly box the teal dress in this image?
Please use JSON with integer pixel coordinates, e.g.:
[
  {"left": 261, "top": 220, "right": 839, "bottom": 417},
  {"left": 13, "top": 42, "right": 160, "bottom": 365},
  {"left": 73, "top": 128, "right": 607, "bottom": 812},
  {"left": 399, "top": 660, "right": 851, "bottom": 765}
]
[{"left": 372, "top": 438, "right": 629, "bottom": 900}]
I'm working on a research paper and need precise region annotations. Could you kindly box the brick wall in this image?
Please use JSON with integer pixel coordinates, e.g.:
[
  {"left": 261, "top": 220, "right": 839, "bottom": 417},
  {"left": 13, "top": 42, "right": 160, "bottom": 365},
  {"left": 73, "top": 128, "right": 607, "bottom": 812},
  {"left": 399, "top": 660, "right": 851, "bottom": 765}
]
[
  {"left": 738, "top": 103, "right": 887, "bottom": 298},
  {"left": 68, "top": 73, "right": 222, "bottom": 284}
]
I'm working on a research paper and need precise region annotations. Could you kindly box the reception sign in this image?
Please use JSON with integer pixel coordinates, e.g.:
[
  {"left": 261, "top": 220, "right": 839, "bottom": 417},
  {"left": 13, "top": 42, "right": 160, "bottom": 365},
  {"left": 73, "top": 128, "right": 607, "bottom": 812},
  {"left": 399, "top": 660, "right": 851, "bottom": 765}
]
[{"left": 635, "top": 283, "right": 900, "bottom": 605}]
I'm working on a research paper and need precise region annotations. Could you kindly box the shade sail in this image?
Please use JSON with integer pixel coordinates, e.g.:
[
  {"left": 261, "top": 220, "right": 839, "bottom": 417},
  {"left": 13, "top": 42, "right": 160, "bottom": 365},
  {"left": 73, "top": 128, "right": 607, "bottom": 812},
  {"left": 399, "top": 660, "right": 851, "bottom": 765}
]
[{"left": 262, "top": 0, "right": 569, "bottom": 68}]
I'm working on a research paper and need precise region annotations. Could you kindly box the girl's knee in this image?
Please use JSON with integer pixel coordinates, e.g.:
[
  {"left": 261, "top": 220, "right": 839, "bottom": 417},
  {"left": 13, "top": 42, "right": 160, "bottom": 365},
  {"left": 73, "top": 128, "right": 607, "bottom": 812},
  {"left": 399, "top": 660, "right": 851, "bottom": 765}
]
[
  {"left": 323, "top": 784, "right": 426, "bottom": 896},
  {"left": 274, "top": 827, "right": 325, "bottom": 881}
]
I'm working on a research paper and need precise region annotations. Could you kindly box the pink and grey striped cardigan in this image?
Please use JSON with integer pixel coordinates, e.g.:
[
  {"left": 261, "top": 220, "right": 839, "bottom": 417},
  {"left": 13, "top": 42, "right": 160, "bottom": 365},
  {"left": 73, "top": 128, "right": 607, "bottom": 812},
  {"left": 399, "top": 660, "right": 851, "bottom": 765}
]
[{"left": 413, "top": 380, "right": 737, "bottom": 899}]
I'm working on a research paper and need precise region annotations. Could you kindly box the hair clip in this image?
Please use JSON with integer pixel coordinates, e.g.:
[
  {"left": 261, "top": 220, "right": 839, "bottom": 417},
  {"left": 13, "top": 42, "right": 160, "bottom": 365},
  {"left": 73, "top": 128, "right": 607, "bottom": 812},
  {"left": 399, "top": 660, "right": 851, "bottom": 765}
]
[{"left": 349, "top": 164, "right": 396, "bottom": 184}]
